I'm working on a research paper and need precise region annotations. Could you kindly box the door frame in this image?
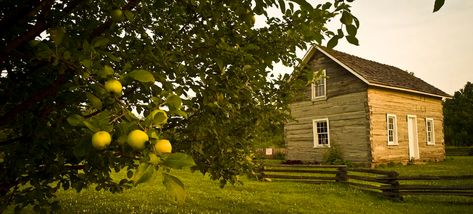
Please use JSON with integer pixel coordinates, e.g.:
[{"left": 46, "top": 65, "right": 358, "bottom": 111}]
[{"left": 407, "top": 115, "right": 420, "bottom": 160}]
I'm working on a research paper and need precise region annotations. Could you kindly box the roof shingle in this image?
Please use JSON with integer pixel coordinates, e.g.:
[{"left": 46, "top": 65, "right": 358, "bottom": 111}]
[{"left": 316, "top": 46, "right": 451, "bottom": 98}]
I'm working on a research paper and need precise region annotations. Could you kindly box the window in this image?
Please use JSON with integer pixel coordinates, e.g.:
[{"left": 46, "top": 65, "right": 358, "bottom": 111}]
[
  {"left": 426, "top": 118, "right": 435, "bottom": 145},
  {"left": 386, "top": 114, "right": 398, "bottom": 145},
  {"left": 313, "top": 119, "right": 330, "bottom": 147},
  {"left": 311, "top": 69, "right": 326, "bottom": 100}
]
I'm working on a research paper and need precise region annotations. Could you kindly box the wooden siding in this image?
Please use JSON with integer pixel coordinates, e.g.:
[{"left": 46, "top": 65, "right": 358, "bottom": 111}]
[
  {"left": 294, "top": 51, "right": 367, "bottom": 102},
  {"left": 286, "top": 51, "right": 370, "bottom": 164},
  {"left": 367, "top": 87, "right": 445, "bottom": 165},
  {"left": 286, "top": 92, "right": 370, "bottom": 163}
]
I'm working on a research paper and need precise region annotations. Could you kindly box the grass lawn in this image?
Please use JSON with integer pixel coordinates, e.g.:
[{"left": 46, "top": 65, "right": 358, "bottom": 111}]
[
  {"left": 378, "top": 156, "right": 473, "bottom": 175},
  {"left": 6, "top": 157, "right": 473, "bottom": 213}
]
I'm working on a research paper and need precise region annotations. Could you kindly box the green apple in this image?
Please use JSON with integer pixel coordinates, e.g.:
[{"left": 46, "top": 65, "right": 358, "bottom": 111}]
[{"left": 111, "top": 9, "right": 124, "bottom": 22}]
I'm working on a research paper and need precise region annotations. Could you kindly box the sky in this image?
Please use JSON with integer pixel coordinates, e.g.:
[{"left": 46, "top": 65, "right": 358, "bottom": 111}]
[{"left": 273, "top": 0, "right": 473, "bottom": 95}]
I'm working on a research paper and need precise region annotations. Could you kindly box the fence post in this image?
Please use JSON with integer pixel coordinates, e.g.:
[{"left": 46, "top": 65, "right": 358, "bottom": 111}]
[
  {"left": 381, "top": 171, "right": 403, "bottom": 201},
  {"left": 336, "top": 166, "right": 348, "bottom": 183}
]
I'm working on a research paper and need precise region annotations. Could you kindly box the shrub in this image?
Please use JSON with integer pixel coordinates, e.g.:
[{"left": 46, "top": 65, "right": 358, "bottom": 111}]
[
  {"left": 273, "top": 152, "right": 286, "bottom": 160},
  {"left": 323, "top": 146, "right": 352, "bottom": 166}
]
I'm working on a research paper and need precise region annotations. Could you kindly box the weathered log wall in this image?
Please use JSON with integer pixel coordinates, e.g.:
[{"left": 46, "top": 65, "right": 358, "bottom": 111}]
[
  {"left": 286, "top": 52, "right": 370, "bottom": 164},
  {"left": 367, "top": 87, "right": 445, "bottom": 165}
]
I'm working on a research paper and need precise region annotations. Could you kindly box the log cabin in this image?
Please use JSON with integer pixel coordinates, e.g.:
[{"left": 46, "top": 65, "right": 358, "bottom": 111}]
[{"left": 286, "top": 46, "right": 451, "bottom": 166}]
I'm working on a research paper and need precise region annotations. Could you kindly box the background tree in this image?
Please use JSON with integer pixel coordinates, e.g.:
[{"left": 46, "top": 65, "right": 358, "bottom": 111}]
[{"left": 444, "top": 82, "right": 473, "bottom": 146}]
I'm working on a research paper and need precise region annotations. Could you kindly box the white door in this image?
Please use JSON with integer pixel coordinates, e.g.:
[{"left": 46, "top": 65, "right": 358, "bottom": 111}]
[{"left": 407, "top": 115, "right": 419, "bottom": 160}]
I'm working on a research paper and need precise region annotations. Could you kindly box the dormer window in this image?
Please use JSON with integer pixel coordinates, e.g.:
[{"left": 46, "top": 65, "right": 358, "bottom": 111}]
[{"left": 311, "top": 69, "right": 326, "bottom": 100}]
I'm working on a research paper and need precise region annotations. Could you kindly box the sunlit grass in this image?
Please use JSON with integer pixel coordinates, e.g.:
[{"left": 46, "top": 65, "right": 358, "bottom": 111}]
[{"left": 6, "top": 157, "right": 473, "bottom": 213}]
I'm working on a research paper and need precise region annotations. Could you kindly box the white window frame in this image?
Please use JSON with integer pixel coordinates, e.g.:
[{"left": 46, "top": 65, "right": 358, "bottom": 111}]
[
  {"left": 311, "top": 69, "right": 326, "bottom": 101},
  {"left": 426, "top": 118, "right": 435, "bottom": 145},
  {"left": 313, "top": 118, "right": 330, "bottom": 148},
  {"left": 386, "top": 114, "right": 398, "bottom": 145}
]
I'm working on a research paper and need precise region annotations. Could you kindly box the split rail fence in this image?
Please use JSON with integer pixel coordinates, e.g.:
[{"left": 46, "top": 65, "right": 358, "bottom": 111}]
[{"left": 262, "top": 164, "right": 473, "bottom": 200}]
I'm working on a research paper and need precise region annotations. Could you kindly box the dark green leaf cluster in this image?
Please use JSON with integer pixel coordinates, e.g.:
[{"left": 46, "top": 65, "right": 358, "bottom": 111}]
[{"left": 444, "top": 82, "right": 473, "bottom": 146}]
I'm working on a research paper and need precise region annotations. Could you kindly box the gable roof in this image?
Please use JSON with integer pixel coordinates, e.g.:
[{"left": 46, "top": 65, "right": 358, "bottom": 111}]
[{"left": 301, "top": 46, "right": 451, "bottom": 98}]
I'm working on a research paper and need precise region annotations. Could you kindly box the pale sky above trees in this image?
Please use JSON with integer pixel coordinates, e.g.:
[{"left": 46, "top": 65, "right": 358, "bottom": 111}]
[{"left": 272, "top": 0, "right": 473, "bottom": 95}]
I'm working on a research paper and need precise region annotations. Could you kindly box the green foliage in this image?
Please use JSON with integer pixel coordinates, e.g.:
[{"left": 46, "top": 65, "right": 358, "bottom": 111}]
[
  {"left": 0, "top": 0, "right": 365, "bottom": 210},
  {"left": 444, "top": 82, "right": 473, "bottom": 146},
  {"left": 162, "top": 172, "right": 187, "bottom": 204},
  {"left": 323, "top": 145, "right": 351, "bottom": 166},
  {"left": 127, "top": 70, "right": 155, "bottom": 83},
  {"left": 273, "top": 152, "right": 286, "bottom": 160},
  {"left": 132, "top": 162, "right": 156, "bottom": 186},
  {"left": 161, "top": 153, "right": 196, "bottom": 169}
]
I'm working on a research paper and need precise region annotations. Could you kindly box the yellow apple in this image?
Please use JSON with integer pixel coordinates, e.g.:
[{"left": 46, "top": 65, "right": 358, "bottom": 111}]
[
  {"left": 154, "top": 139, "right": 172, "bottom": 153},
  {"left": 91, "top": 131, "right": 112, "bottom": 150},
  {"left": 104, "top": 79, "right": 122, "bottom": 95},
  {"left": 127, "top": 130, "right": 149, "bottom": 150}
]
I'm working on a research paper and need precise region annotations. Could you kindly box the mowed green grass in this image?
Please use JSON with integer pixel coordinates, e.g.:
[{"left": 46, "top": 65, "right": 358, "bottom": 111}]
[
  {"left": 7, "top": 157, "right": 473, "bottom": 213},
  {"left": 379, "top": 156, "right": 473, "bottom": 176}
]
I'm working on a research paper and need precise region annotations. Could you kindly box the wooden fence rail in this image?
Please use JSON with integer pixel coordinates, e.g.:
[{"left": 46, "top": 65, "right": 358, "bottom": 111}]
[{"left": 261, "top": 164, "right": 473, "bottom": 200}]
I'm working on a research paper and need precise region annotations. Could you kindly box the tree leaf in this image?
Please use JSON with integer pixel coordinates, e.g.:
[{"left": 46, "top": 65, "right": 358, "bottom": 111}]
[
  {"left": 172, "top": 109, "right": 188, "bottom": 118},
  {"left": 161, "top": 153, "right": 195, "bottom": 169},
  {"left": 353, "top": 16, "right": 360, "bottom": 28},
  {"left": 153, "top": 110, "right": 168, "bottom": 126},
  {"left": 80, "top": 59, "right": 92, "bottom": 69},
  {"left": 292, "top": 0, "right": 313, "bottom": 10},
  {"left": 73, "top": 139, "right": 90, "bottom": 159},
  {"left": 132, "top": 162, "right": 156, "bottom": 186},
  {"left": 67, "top": 114, "right": 85, "bottom": 126},
  {"left": 87, "top": 110, "right": 113, "bottom": 132},
  {"left": 346, "top": 24, "right": 357, "bottom": 36},
  {"left": 50, "top": 27, "right": 65, "bottom": 46},
  {"left": 128, "top": 70, "right": 155, "bottom": 83},
  {"left": 322, "top": 2, "right": 332, "bottom": 10},
  {"left": 216, "top": 58, "right": 224, "bottom": 74},
  {"left": 326, "top": 36, "right": 339, "bottom": 49},
  {"left": 86, "top": 92, "right": 102, "bottom": 110},
  {"left": 92, "top": 37, "right": 110, "bottom": 48},
  {"left": 148, "top": 153, "right": 160, "bottom": 165},
  {"left": 166, "top": 94, "right": 182, "bottom": 110},
  {"left": 346, "top": 35, "right": 359, "bottom": 46},
  {"left": 100, "top": 65, "right": 114, "bottom": 78},
  {"left": 278, "top": 0, "right": 286, "bottom": 13},
  {"left": 34, "top": 43, "right": 53, "bottom": 60},
  {"left": 124, "top": 10, "right": 135, "bottom": 21},
  {"left": 163, "top": 173, "right": 186, "bottom": 203},
  {"left": 433, "top": 0, "right": 445, "bottom": 12},
  {"left": 340, "top": 11, "right": 353, "bottom": 25},
  {"left": 82, "top": 121, "right": 100, "bottom": 132}
]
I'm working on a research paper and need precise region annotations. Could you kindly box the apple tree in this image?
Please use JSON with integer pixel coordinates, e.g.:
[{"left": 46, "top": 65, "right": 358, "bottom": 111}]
[{"left": 0, "top": 0, "right": 444, "bottom": 211}]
